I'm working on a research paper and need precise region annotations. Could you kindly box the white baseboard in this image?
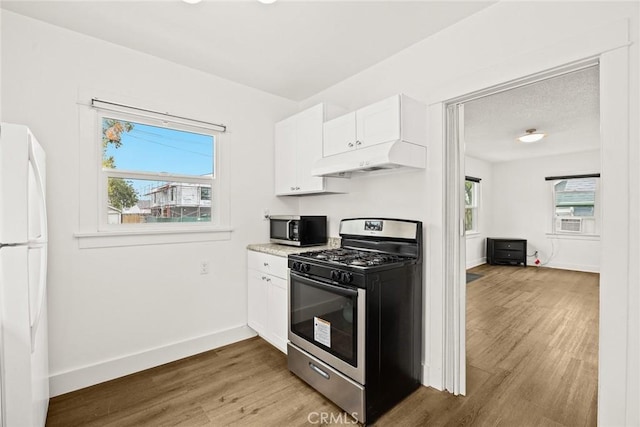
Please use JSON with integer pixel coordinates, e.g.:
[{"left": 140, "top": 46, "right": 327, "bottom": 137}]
[
  {"left": 49, "top": 325, "right": 257, "bottom": 397},
  {"left": 543, "top": 262, "right": 600, "bottom": 273},
  {"left": 466, "top": 257, "right": 486, "bottom": 269}
]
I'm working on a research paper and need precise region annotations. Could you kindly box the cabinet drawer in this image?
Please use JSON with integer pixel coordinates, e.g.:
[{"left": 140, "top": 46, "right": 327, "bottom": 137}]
[
  {"left": 494, "top": 250, "right": 524, "bottom": 260},
  {"left": 248, "top": 251, "right": 288, "bottom": 279},
  {"left": 493, "top": 240, "right": 525, "bottom": 251}
]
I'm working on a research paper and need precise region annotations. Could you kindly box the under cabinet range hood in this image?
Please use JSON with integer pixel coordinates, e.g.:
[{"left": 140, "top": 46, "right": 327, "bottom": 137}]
[{"left": 311, "top": 140, "right": 426, "bottom": 177}]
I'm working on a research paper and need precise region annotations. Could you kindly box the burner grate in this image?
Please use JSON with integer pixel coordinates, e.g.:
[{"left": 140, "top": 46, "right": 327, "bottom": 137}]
[{"left": 300, "top": 248, "right": 408, "bottom": 268}]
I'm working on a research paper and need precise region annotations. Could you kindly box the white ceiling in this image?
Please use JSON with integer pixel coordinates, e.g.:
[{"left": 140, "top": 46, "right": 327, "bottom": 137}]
[
  {"left": 464, "top": 66, "right": 600, "bottom": 163},
  {"left": 1, "top": 0, "right": 495, "bottom": 101}
]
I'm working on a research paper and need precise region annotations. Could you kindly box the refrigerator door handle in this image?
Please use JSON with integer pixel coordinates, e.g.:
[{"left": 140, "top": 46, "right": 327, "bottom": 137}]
[
  {"left": 28, "top": 138, "right": 48, "bottom": 244},
  {"left": 30, "top": 245, "right": 47, "bottom": 351},
  {"left": 27, "top": 136, "right": 48, "bottom": 350}
]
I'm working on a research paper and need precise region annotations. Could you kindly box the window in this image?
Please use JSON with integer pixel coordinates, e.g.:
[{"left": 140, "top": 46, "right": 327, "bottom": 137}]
[
  {"left": 464, "top": 178, "right": 479, "bottom": 233},
  {"left": 552, "top": 176, "right": 599, "bottom": 235},
  {"left": 100, "top": 113, "right": 217, "bottom": 226}
]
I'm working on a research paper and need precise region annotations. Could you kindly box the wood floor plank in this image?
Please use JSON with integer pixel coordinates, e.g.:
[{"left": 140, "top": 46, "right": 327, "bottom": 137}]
[{"left": 47, "top": 265, "right": 598, "bottom": 426}]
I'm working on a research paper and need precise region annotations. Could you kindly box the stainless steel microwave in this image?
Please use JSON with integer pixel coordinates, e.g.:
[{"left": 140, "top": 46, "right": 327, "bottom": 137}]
[{"left": 270, "top": 215, "right": 327, "bottom": 246}]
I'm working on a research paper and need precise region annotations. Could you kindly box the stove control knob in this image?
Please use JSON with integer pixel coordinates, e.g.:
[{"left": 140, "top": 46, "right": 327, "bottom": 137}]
[
  {"left": 302, "top": 263, "right": 311, "bottom": 273},
  {"left": 330, "top": 270, "right": 340, "bottom": 282},
  {"left": 341, "top": 272, "right": 353, "bottom": 284},
  {"left": 292, "top": 261, "right": 300, "bottom": 271}
]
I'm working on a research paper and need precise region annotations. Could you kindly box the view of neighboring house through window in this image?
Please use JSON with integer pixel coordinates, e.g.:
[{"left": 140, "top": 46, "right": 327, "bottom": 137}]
[
  {"left": 553, "top": 177, "right": 599, "bottom": 235},
  {"left": 464, "top": 178, "right": 479, "bottom": 233},
  {"left": 101, "top": 116, "right": 215, "bottom": 225}
]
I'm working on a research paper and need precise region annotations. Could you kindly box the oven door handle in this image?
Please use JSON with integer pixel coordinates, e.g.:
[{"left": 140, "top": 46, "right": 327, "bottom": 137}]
[{"left": 290, "top": 272, "right": 358, "bottom": 297}]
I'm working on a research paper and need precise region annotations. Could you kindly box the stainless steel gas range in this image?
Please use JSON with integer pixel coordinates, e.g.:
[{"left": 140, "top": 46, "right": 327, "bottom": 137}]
[{"left": 287, "top": 218, "right": 423, "bottom": 424}]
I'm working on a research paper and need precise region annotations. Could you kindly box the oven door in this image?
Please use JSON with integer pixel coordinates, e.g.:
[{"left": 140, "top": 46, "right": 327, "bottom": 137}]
[{"left": 288, "top": 271, "right": 365, "bottom": 384}]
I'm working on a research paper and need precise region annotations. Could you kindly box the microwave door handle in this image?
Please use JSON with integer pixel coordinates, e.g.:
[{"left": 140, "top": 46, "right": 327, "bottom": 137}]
[{"left": 286, "top": 220, "right": 293, "bottom": 240}]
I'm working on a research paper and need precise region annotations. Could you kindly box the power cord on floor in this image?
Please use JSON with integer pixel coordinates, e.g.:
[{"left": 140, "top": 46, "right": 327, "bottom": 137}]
[{"left": 526, "top": 240, "right": 556, "bottom": 267}]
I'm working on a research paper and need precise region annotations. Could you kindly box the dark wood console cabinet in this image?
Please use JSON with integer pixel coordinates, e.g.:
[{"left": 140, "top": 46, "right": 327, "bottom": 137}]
[{"left": 486, "top": 238, "right": 527, "bottom": 267}]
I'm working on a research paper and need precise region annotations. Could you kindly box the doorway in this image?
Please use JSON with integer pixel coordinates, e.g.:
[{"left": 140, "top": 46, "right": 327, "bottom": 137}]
[
  {"left": 461, "top": 65, "right": 601, "bottom": 424},
  {"left": 436, "top": 40, "right": 632, "bottom": 425}
]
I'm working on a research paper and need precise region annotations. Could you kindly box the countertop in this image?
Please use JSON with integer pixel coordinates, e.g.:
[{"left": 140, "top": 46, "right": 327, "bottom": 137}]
[{"left": 247, "top": 237, "right": 340, "bottom": 257}]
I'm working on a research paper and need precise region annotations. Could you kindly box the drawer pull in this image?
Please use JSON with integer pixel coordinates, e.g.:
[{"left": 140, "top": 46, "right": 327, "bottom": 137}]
[{"left": 309, "top": 362, "right": 330, "bottom": 380}]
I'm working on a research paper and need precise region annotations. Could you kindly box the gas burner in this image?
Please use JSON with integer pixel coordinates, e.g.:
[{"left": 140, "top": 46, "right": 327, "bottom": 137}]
[{"left": 300, "top": 248, "right": 409, "bottom": 269}]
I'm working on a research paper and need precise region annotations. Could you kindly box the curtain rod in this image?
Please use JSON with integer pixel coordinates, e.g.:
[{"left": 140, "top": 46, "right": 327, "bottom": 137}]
[
  {"left": 544, "top": 173, "right": 600, "bottom": 181},
  {"left": 91, "top": 98, "right": 227, "bottom": 133}
]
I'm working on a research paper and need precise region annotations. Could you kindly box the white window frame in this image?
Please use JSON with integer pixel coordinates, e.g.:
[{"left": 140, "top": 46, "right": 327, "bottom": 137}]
[
  {"left": 464, "top": 179, "right": 480, "bottom": 234},
  {"left": 549, "top": 176, "right": 600, "bottom": 237},
  {"left": 97, "top": 109, "right": 220, "bottom": 231},
  {"left": 74, "top": 92, "right": 232, "bottom": 249}
]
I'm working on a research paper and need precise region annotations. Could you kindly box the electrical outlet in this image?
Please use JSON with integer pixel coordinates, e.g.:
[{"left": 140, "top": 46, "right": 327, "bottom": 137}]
[
  {"left": 200, "top": 261, "right": 210, "bottom": 275},
  {"left": 263, "top": 208, "right": 270, "bottom": 220}
]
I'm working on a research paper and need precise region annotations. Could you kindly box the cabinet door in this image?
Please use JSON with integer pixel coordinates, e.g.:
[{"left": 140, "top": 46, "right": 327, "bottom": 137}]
[
  {"left": 266, "top": 276, "right": 288, "bottom": 354},
  {"left": 247, "top": 269, "right": 268, "bottom": 336},
  {"left": 323, "top": 111, "right": 356, "bottom": 157},
  {"left": 356, "top": 95, "right": 400, "bottom": 148},
  {"left": 295, "top": 104, "right": 325, "bottom": 193},
  {"left": 274, "top": 116, "right": 298, "bottom": 195}
]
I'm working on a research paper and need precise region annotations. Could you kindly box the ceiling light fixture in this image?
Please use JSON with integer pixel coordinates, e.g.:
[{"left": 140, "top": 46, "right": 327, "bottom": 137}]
[
  {"left": 257, "top": 0, "right": 278, "bottom": 4},
  {"left": 182, "top": 0, "right": 202, "bottom": 4},
  {"left": 517, "top": 128, "right": 546, "bottom": 143}
]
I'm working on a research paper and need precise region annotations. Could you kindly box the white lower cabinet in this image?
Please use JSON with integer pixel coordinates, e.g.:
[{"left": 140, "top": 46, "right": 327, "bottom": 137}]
[
  {"left": 266, "top": 275, "right": 288, "bottom": 352},
  {"left": 247, "top": 251, "right": 288, "bottom": 353},
  {"left": 247, "top": 269, "right": 268, "bottom": 336}
]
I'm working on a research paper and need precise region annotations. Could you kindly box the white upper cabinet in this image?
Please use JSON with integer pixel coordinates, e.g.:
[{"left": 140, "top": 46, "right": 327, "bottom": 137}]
[
  {"left": 357, "top": 95, "right": 401, "bottom": 147},
  {"left": 275, "top": 104, "right": 349, "bottom": 196},
  {"left": 274, "top": 116, "right": 298, "bottom": 195},
  {"left": 322, "top": 94, "right": 426, "bottom": 157},
  {"left": 323, "top": 111, "right": 357, "bottom": 157}
]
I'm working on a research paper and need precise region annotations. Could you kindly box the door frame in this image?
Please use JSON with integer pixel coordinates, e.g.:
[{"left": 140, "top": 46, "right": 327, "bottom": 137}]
[{"left": 426, "top": 19, "right": 633, "bottom": 425}]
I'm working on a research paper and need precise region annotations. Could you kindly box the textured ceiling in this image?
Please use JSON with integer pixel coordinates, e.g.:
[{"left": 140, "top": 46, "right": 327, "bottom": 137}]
[
  {"left": 1, "top": 0, "right": 495, "bottom": 101},
  {"left": 464, "top": 66, "right": 600, "bottom": 163}
]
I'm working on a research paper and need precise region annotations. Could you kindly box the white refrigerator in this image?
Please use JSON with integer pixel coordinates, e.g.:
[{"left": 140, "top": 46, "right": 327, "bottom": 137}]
[{"left": 0, "top": 123, "right": 49, "bottom": 427}]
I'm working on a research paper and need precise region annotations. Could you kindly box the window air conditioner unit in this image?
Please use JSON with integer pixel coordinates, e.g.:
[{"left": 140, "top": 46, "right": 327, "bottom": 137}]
[{"left": 559, "top": 217, "right": 583, "bottom": 232}]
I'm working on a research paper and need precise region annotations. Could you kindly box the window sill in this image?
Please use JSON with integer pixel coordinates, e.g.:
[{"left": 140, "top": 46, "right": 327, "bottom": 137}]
[
  {"left": 466, "top": 232, "right": 482, "bottom": 239},
  {"left": 74, "top": 227, "right": 233, "bottom": 249},
  {"left": 545, "top": 233, "right": 600, "bottom": 241}
]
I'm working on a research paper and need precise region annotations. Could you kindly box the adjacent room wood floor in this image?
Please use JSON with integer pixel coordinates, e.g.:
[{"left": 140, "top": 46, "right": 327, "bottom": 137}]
[{"left": 46, "top": 265, "right": 599, "bottom": 426}]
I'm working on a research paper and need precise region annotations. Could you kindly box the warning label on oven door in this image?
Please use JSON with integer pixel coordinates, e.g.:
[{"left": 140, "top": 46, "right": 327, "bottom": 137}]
[{"left": 314, "top": 317, "right": 331, "bottom": 348}]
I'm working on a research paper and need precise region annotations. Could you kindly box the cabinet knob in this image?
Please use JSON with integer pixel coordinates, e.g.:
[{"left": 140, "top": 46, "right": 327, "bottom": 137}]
[
  {"left": 265, "top": 277, "right": 271, "bottom": 282},
  {"left": 290, "top": 186, "right": 295, "bottom": 191},
  {"left": 356, "top": 140, "right": 362, "bottom": 146},
  {"left": 347, "top": 142, "right": 354, "bottom": 148},
  {"left": 295, "top": 186, "right": 300, "bottom": 190},
  {"left": 263, "top": 262, "right": 269, "bottom": 266},
  {"left": 261, "top": 276, "right": 267, "bottom": 280}
]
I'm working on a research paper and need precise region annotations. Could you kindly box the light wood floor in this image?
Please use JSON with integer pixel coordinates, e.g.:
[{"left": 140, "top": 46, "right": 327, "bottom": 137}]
[{"left": 46, "top": 265, "right": 599, "bottom": 426}]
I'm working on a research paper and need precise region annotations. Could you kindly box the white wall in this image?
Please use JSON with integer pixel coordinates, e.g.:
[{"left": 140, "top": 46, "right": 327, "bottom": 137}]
[
  {"left": 2, "top": 3, "right": 638, "bottom": 424},
  {"left": 491, "top": 150, "right": 600, "bottom": 272},
  {"left": 0, "top": 5, "right": 3, "bottom": 122},
  {"left": 1, "top": 11, "right": 299, "bottom": 395},
  {"left": 465, "top": 156, "right": 493, "bottom": 269},
  {"left": 465, "top": 150, "right": 601, "bottom": 273},
  {"left": 297, "top": 2, "right": 638, "bottom": 424}
]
